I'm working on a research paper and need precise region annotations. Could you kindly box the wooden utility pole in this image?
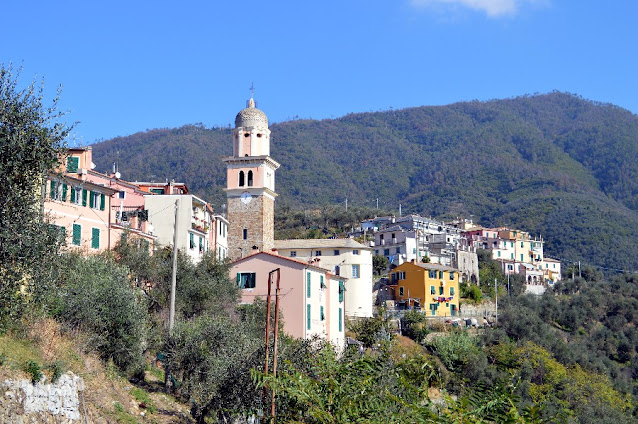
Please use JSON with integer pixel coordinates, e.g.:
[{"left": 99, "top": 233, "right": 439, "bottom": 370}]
[
  {"left": 169, "top": 199, "right": 180, "bottom": 335},
  {"left": 263, "top": 268, "right": 281, "bottom": 423}
]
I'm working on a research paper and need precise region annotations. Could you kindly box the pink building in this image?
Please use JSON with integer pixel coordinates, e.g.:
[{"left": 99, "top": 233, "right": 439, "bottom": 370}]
[
  {"left": 44, "top": 147, "right": 156, "bottom": 253},
  {"left": 231, "top": 251, "right": 346, "bottom": 349}
]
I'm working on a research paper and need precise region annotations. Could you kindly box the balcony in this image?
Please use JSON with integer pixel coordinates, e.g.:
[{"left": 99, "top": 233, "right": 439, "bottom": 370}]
[{"left": 191, "top": 223, "right": 209, "bottom": 234}]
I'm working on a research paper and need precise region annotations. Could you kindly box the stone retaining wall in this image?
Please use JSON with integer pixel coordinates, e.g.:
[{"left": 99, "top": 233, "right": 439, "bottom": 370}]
[{"left": 1, "top": 372, "right": 84, "bottom": 423}]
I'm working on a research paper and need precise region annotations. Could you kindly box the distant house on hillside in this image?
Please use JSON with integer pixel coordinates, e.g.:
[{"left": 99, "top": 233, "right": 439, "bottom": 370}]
[{"left": 388, "top": 261, "right": 460, "bottom": 317}]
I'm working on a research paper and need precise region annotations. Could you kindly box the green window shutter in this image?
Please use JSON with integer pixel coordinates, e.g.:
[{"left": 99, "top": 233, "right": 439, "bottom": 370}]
[
  {"left": 62, "top": 184, "right": 68, "bottom": 201},
  {"left": 236, "top": 273, "right": 241, "bottom": 287},
  {"left": 50, "top": 181, "right": 56, "bottom": 198},
  {"left": 307, "top": 304, "right": 311, "bottom": 330},
  {"left": 320, "top": 306, "right": 325, "bottom": 321},
  {"left": 100, "top": 193, "right": 105, "bottom": 211},
  {"left": 89, "top": 191, "right": 94, "bottom": 208},
  {"left": 67, "top": 157, "right": 79, "bottom": 173},
  {"left": 70, "top": 186, "right": 76, "bottom": 203},
  {"left": 320, "top": 275, "right": 325, "bottom": 288},
  {"left": 91, "top": 228, "right": 100, "bottom": 249},
  {"left": 82, "top": 189, "right": 88, "bottom": 206},
  {"left": 72, "top": 224, "right": 81, "bottom": 246},
  {"left": 338, "top": 281, "right": 344, "bottom": 302},
  {"left": 307, "top": 273, "right": 311, "bottom": 298},
  {"left": 338, "top": 308, "right": 342, "bottom": 331}
]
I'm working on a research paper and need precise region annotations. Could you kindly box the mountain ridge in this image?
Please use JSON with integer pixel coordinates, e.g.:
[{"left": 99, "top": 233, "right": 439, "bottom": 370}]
[{"left": 91, "top": 92, "right": 638, "bottom": 270}]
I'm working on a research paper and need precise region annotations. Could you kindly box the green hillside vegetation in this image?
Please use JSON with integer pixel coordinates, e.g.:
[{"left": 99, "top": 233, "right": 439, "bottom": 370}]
[{"left": 92, "top": 92, "right": 638, "bottom": 271}]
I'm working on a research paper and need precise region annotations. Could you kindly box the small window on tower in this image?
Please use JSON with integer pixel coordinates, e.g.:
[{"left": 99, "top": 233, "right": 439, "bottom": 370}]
[
  {"left": 239, "top": 171, "right": 245, "bottom": 187},
  {"left": 243, "top": 229, "right": 248, "bottom": 240},
  {"left": 257, "top": 133, "right": 262, "bottom": 138},
  {"left": 247, "top": 171, "right": 253, "bottom": 187},
  {"left": 244, "top": 133, "right": 250, "bottom": 137}
]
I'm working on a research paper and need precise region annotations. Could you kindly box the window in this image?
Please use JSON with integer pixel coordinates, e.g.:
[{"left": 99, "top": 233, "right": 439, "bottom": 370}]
[
  {"left": 307, "top": 304, "right": 311, "bottom": 330},
  {"left": 511, "top": 242, "right": 514, "bottom": 248},
  {"left": 383, "top": 248, "right": 390, "bottom": 256},
  {"left": 290, "top": 251, "right": 297, "bottom": 257},
  {"left": 150, "top": 188, "right": 164, "bottom": 195},
  {"left": 334, "top": 250, "right": 340, "bottom": 255},
  {"left": 395, "top": 247, "right": 401, "bottom": 254},
  {"left": 70, "top": 187, "right": 82, "bottom": 205},
  {"left": 375, "top": 250, "right": 379, "bottom": 255},
  {"left": 199, "top": 236, "right": 204, "bottom": 253},
  {"left": 430, "top": 286, "right": 435, "bottom": 295},
  {"left": 72, "top": 224, "right": 81, "bottom": 246},
  {"left": 353, "top": 249, "right": 359, "bottom": 255},
  {"left": 352, "top": 264, "right": 360, "bottom": 278},
  {"left": 66, "top": 156, "right": 79, "bottom": 173},
  {"left": 236, "top": 272, "right": 256, "bottom": 289},
  {"left": 339, "top": 281, "right": 345, "bottom": 302},
  {"left": 315, "top": 250, "right": 322, "bottom": 256},
  {"left": 399, "top": 286, "right": 404, "bottom": 296},
  {"left": 320, "top": 306, "right": 325, "bottom": 321},
  {"left": 247, "top": 170, "right": 253, "bottom": 187},
  {"left": 497, "top": 250, "right": 501, "bottom": 257},
  {"left": 239, "top": 171, "right": 245, "bottom": 186},
  {"left": 449, "top": 272, "right": 454, "bottom": 280},
  {"left": 91, "top": 228, "right": 100, "bottom": 249},
  {"left": 118, "top": 191, "right": 126, "bottom": 199},
  {"left": 320, "top": 275, "right": 326, "bottom": 289},
  {"left": 395, "top": 271, "right": 405, "bottom": 280},
  {"left": 307, "top": 273, "right": 311, "bottom": 298},
  {"left": 428, "top": 270, "right": 436, "bottom": 278},
  {"left": 243, "top": 229, "right": 248, "bottom": 240},
  {"left": 190, "top": 233, "right": 195, "bottom": 249},
  {"left": 450, "top": 287, "right": 455, "bottom": 296},
  {"left": 89, "top": 191, "right": 104, "bottom": 210},
  {"left": 335, "top": 265, "right": 340, "bottom": 276},
  {"left": 439, "top": 285, "right": 444, "bottom": 295},
  {"left": 338, "top": 308, "right": 342, "bottom": 331},
  {"left": 413, "top": 248, "right": 416, "bottom": 254},
  {"left": 511, "top": 253, "right": 514, "bottom": 259},
  {"left": 520, "top": 254, "right": 524, "bottom": 261},
  {"left": 521, "top": 241, "right": 524, "bottom": 248},
  {"left": 438, "top": 271, "right": 443, "bottom": 279}
]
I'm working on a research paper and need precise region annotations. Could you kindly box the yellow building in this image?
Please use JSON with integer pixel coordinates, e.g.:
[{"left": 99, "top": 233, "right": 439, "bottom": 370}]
[{"left": 390, "top": 261, "right": 460, "bottom": 317}]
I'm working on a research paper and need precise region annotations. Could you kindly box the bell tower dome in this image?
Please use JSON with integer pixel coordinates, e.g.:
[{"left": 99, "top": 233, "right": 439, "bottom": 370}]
[{"left": 223, "top": 95, "right": 280, "bottom": 259}]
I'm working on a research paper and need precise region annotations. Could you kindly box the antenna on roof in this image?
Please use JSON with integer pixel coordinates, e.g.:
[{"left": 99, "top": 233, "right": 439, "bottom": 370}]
[{"left": 247, "top": 82, "right": 258, "bottom": 108}]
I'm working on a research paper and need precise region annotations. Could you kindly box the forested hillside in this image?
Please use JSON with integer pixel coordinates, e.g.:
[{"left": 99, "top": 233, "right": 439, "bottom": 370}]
[{"left": 92, "top": 92, "right": 638, "bottom": 270}]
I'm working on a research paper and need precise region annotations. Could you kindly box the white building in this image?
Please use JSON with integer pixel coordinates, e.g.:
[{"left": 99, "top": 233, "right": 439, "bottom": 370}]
[
  {"left": 144, "top": 194, "right": 214, "bottom": 263},
  {"left": 274, "top": 238, "right": 373, "bottom": 318}
]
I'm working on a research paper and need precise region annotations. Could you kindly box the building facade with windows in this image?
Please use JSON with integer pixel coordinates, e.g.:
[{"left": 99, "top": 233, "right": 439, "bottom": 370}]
[
  {"left": 389, "top": 261, "right": 460, "bottom": 317},
  {"left": 231, "top": 251, "right": 346, "bottom": 348},
  {"left": 44, "top": 174, "right": 118, "bottom": 253},
  {"left": 274, "top": 238, "right": 374, "bottom": 318},
  {"left": 143, "top": 193, "right": 213, "bottom": 262}
]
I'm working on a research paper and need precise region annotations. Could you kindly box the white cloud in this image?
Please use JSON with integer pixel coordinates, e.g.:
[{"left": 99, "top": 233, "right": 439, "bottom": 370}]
[{"left": 411, "top": 0, "right": 542, "bottom": 18}]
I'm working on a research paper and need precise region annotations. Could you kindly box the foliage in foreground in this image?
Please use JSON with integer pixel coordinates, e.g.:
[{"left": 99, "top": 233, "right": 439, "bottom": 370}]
[{"left": 0, "top": 64, "right": 69, "bottom": 331}]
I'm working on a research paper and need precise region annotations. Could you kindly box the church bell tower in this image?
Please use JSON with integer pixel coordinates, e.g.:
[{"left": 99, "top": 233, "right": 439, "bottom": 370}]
[{"left": 223, "top": 96, "right": 280, "bottom": 259}]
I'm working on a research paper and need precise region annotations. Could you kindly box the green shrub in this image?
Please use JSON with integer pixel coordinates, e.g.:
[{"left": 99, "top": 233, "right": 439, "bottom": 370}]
[
  {"left": 24, "top": 360, "right": 43, "bottom": 384},
  {"left": 52, "top": 254, "right": 148, "bottom": 374}
]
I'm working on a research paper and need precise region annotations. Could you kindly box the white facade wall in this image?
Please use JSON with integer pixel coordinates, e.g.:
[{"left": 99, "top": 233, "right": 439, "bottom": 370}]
[
  {"left": 275, "top": 243, "right": 373, "bottom": 319},
  {"left": 144, "top": 194, "right": 212, "bottom": 262}
]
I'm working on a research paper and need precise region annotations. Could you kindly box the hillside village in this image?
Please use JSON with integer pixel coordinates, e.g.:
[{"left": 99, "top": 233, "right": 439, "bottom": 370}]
[{"left": 44, "top": 96, "right": 562, "bottom": 344}]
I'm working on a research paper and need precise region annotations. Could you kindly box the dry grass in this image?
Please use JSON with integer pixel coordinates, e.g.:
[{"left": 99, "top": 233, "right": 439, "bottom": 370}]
[{"left": 0, "top": 318, "right": 193, "bottom": 423}]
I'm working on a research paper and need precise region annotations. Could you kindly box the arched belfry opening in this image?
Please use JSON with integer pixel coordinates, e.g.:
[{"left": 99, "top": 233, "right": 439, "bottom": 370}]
[
  {"left": 239, "top": 171, "right": 245, "bottom": 187},
  {"left": 247, "top": 170, "right": 254, "bottom": 187}
]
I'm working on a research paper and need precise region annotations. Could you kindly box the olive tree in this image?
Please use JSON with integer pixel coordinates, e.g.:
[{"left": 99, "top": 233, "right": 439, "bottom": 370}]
[{"left": 0, "top": 64, "right": 70, "bottom": 330}]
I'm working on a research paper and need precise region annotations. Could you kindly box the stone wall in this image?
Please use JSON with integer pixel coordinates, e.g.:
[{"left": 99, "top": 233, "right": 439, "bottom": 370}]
[{"left": 1, "top": 372, "right": 85, "bottom": 423}]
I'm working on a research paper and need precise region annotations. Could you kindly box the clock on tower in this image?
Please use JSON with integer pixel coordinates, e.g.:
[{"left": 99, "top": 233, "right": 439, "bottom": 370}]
[{"left": 222, "top": 96, "right": 280, "bottom": 259}]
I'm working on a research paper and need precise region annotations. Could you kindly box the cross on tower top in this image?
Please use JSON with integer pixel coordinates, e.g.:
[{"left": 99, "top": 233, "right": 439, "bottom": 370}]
[{"left": 249, "top": 82, "right": 255, "bottom": 99}]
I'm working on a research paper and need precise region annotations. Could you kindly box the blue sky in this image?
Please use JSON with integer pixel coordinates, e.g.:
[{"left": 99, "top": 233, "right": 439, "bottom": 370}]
[{"left": 2, "top": 0, "right": 636, "bottom": 144}]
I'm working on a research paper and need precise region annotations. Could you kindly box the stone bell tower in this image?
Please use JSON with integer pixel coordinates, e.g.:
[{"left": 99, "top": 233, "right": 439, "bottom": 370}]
[{"left": 223, "top": 96, "right": 280, "bottom": 260}]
